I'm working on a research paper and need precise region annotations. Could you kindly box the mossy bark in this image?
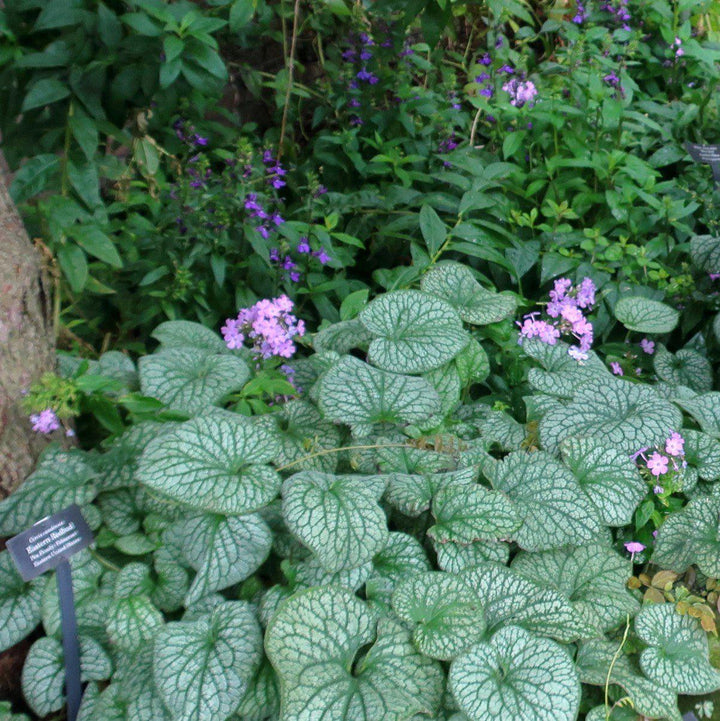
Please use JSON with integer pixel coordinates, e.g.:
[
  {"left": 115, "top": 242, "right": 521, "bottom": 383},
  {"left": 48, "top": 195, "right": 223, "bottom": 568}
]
[{"left": 0, "top": 161, "right": 55, "bottom": 498}]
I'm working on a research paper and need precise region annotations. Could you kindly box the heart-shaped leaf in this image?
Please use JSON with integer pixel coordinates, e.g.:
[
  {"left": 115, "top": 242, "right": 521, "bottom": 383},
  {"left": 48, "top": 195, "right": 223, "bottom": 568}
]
[
  {"left": 365, "top": 532, "right": 431, "bottom": 604},
  {"left": 614, "top": 296, "right": 679, "bottom": 334},
  {"left": 560, "top": 437, "right": 646, "bottom": 526},
  {"left": 635, "top": 603, "right": 720, "bottom": 694},
  {"left": 359, "top": 290, "right": 469, "bottom": 373},
  {"left": 690, "top": 234, "right": 720, "bottom": 273},
  {"left": 0, "top": 551, "right": 43, "bottom": 653},
  {"left": 151, "top": 320, "right": 228, "bottom": 353},
  {"left": 450, "top": 625, "right": 581, "bottom": 721},
  {"left": 653, "top": 344, "right": 712, "bottom": 393},
  {"left": 282, "top": 471, "right": 388, "bottom": 572},
  {"left": 139, "top": 347, "right": 249, "bottom": 415},
  {"left": 154, "top": 601, "right": 262, "bottom": 721},
  {"left": 137, "top": 413, "right": 281, "bottom": 514},
  {"left": 421, "top": 262, "right": 517, "bottom": 325},
  {"left": 677, "top": 392, "right": 720, "bottom": 436},
  {"left": 392, "top": 571, "right": 485, "bottom": 660}
]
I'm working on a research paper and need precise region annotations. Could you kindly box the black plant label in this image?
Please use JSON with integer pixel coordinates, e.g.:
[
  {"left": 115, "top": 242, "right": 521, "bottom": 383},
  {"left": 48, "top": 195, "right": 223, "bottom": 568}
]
[
  {"left": 686, "top": 142, "right": 720, "bottom": 184},
  {"left": 6, "top": 505, "right": 93, "bottom": 582}
]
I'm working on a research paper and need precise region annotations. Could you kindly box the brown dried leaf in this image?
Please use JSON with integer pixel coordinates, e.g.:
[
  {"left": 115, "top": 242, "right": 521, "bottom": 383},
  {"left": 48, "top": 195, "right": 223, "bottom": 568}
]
[
  {"left": 643, "top": 587, "right": 665, "bottom": 604},
  {"left": 651, "top": 570, "right": 678, "bottom": 589}
]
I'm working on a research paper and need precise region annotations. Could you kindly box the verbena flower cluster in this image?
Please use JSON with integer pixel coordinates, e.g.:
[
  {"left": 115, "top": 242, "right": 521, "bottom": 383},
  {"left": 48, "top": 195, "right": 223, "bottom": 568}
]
[
  {"left": 29, "top": 408, "right": 60, "bottom": 434},
  {"left": 221, "top": 296, "right": 305, "bottom": 358},
  {"left": 517, "top": 277, "right": 596, "bottom": 356}
]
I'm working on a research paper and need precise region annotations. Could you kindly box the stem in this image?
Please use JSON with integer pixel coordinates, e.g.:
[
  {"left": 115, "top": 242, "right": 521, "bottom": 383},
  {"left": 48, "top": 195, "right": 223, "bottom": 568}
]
[
  {"left": 277, "top": 0, "right": 301, "bottom": 157},
  {"left": 275, "top": 442, "right": 414, "bottom": 472},
  {"left": 469, "top": 106, "right": 483, "bottom": 147},
  {"left": 605, "top": 614, "right": 631, "bottom": 720},
  {"left": 89, "top": 549, "right": 122, "bottom": 573}
]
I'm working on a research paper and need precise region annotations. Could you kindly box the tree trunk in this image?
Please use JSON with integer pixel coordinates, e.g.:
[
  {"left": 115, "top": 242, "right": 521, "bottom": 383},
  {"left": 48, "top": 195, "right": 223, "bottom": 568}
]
[{"left": 0, "top": 159, "right": 55, "bottom": 499}]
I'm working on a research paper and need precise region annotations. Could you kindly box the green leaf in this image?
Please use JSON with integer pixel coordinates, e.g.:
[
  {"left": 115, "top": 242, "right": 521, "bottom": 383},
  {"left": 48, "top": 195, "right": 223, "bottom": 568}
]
[
  {"left": 265, "top": 587, "right": 443, "bottom": 720},
  {"left": 151, "top": 320, "right": 228, "bottom": 353},
  {"left": 21, "top": 78, "right": 70, "bottom": 111},
  {"left": 0, "top": 551, "right": 43, "bottom": 653},
  {"left": 455, "top": 338, "right": 490, "bottom": 384},
  {"left": 22, "top": 636, "right": 112, "bottom": 717},
  {"left": 139, "top": 347, "right": 249, "bottom": 414},
  {"left": 282, "top": 471, "right": 388, "bottom": 572},
  {"left": 560, "top": 437, "right": 646, "bottom": 526},
  {"left": 512, "top": 544, "right": 639, "bottom": 635},
  {"left": 462, "top": 563, "right": 585, "bottom": 643},
  {"left": 652, "top": 495, "right": 720, "bottom": 577},
  {"left": 137, "top": 413, "right": 281, "bottom": 514},
  {"left": 384, "top": 467, "right": 472, "bottom": 517},
  {"left": 450, "top": 625, "right": 580, "bottom": 721},
  {"left": 235, "top": 658, "right": 280, "bottom": 720},
  {"left": 365, "top": 532, "right": 431, "bottom": 604},
  {"left": 539, "top": 378, "right": 682, "bottom": 453},
  {"left": 428, "top": 482, "right": 520, "bottom": 544},
  {"left": 653, "top": 344, "right": 712, "bottom": 392},
  {"left": 614, "top": 296, "right": 679, "bottom": 334},
  {"left": 0, "top": 450, "right": 96, "bottom": 535},
  {"left": 67, "top": 159, "right": 101, "bottom": 208},
  {"left": 178, "top": 512, "right": 272, "bottom": 604},
  {"left": 154, "top": 601, "right": 262, "bottom": 721},
  {"left": 421, "top": 263, "right": 517, "bottom": 325},
  {"left": 684, "top": 429, "right": 720, "bottom": 484},
  {"left": 359, "top": 291, "right": 469, "bottom": 373},
  {"left": 70, "top": 114, "right": 99, "bottom": 159},
  {"left": 71, "top": 225, "right": 122, "bottom": 267},
  {"left": 317, "top": 356, "right": 441, "bottom": 436},
  {"left": 230, "top": 0, "right": 256, "bottom": 30},
  {"left": 434, "top": 539, "right": 510, "bottom": 572},
  {"left": 635, "top": 603, "right": 720, "bottom": 694},
  {"left": 677, "top": 392, "right": 720, "bottom": 436},
  {"left": 690, "top": 234, "right": 720, "bottom": 273},
  {"left": 488, "top": 451, "right": 602, "bottom": 551},
  {"left": 392, "top": 571, "right": 485, "bottom": 660},
  {"left": 576, "top": 639, "right": 680, "bottom": 719},
  {"left": 419, "top": 204, "right": 447, "bottom": 257},
  {"left": 58, "top": 243, "right": 89, "bottom": 292},
  {"left": 313, "top": 318, "right": 374, "bottom": 354},
  {"left": 9, "top": 154, "right": 60, "bottom": 203}
]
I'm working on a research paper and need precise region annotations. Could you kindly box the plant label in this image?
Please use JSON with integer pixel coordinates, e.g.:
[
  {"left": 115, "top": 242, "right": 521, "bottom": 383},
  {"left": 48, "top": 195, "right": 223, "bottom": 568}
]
[
  {"left": 6, "top": 504, "right": 93, "bottom": 582},
  {"left": 686, "top": 142, "right": 720, "bottom": 184}
]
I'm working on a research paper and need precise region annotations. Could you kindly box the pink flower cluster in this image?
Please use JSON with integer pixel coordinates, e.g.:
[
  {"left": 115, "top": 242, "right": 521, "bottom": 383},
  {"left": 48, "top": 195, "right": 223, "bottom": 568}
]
[
  {"left": 502, "top": 78, "right": 537, "bottom": 107},
  {"left": 221, "top": 296, "right": 305, "bottom": 359},
  {"left": 518, "top": 277, "right": 596, "bottom": 356},
  {"left": 632, "top": 432, "right": 686, "bottom": 494},
  {"left": 30, "top": 408, "right": 60, "bottom": 434}
]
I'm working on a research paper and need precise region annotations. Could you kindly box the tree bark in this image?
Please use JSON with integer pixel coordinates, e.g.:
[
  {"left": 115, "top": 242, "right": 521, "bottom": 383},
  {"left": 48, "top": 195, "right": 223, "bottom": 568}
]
[{"left": 0, "top": 158, "right": 55, "bottom": 499}]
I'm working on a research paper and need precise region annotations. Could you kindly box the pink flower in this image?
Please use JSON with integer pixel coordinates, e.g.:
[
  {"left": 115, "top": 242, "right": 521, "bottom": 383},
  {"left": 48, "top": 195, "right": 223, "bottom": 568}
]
[
  {"left": 610, "top": 362, "right": 623, "bottom": 376},
  {"left": 665, "top": 432, "right": 684, "bottom": 457},
  {"left": 624, "top": 541, "right": 645, "bottom": 554},
  {"left": 30, "top": 409, "right": 60, "bottom": 434},
  {"left": 640, "top": 338, "right": 655, "bottom": 354},
  {"left": 647, "top": 452, "right": 669, "bottom": 477}
]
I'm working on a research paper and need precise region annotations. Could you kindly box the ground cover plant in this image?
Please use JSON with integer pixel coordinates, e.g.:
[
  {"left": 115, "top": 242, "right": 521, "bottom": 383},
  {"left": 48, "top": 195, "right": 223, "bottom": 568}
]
[{"left": 3, "top": 0, "right": 720, "bottom": 719}]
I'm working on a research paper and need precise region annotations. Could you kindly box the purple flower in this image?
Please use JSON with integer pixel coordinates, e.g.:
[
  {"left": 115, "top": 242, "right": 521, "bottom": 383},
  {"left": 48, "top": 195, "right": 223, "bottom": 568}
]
[
  {"left": 653, "top": 485, "right": 664, "bottom": 494},
  {"left": 297, "top": 239, "right": 311, "bottom": 253},
  {"left": 357, "top": 68, "right": 379, "bottom": 84},
  {"left": 269, "top": 248, "right": 280, "bottom": 263},
  {"left": 475, "top": 72, "right": 491, "bottom": 83},
  {"left": 576, "top": 278, "right": 596, "bottom": 308},
  {"left": 479, "top": 87, "right": 494, "bottom": 98},
  {"left": 314, "top": 248, "right": 331, "bottom": 265},
  {"left": 341, "top": 49, "right": 356, "bottom": 61},
  {"left": 271, "top": 213, "right": 285, "bottom": 226},
  {"left": 603, "top": 71, "right": 620, "bottom": 88},
  {"left": 624, "top": 541, "right": 645, "bottom": 554},
  {"left": 348, "top": 98, "right": 361, "bottom": 108},
  {"left": 610, "top": 361, "right": 623, "bottom": 376},
  {"left": 640, "top": 338, "right": 655, "bottom": 354},
  {"left": 360, "top": 49, "right": 372, "bottom": 61},
  {"left": 568, "top": 346, "right": 588, "bottom": 361},
  {"left": 499, "top": 64, "right": 514, "bottom": 74},
  {"left": 517, "top": 314, "right": 560, "bottom": 345},
  {"left": 282, "top": 256, "right": 296, "bottom": 271},
  {"left": 313, "top": 185, "right": 328, "bottom": 198},
  {"left": 502, "top": 78, "right": 537, "bottom": 107},
  {"left": 647, "top": 452, "right": 669, "bottom": 477},
  {"left": 271, "top": 177, "right": 286, "bottom": 189},
  {"left": 193, "top": 134, "right": 208, "bottom": 146},
  {"left": 709, "top": 273, "right": 720, "bottom": 281},
  {"left": 263, "top": 150, "right": 275, "bottom": 164},
  {"left": 665, "top": 432, "right": 685, "bottom": 457},
  {"left": 289, "top": 271, "right": 301, "bottom": 282},
  {"left": 479, "top": 53, "right": 491, "bottom": 65},
  {"left": 221, "top": 318, "right": 245, "bottom": 349},
  {"left": 30, "top": 409, "right": 60, "bottom": 434}
]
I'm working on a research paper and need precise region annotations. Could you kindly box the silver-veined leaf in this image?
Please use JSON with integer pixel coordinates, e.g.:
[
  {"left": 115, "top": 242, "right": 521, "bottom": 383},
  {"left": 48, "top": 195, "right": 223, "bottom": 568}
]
[
  {"left": 0, "top": 551, "right": 43, "bottom": 653},
  {"left": 614, "top": 296, "right": 679, "bottom": 334},
  {"left": 137, "top": 413, "right": 281, "bottom": 514},
  {"left": 359, "top": 290, "right": 469, "bottom": 373},
  {"left": 151, "top": 320, "right": 228, "bottom": 353},
  {"left": 434, "top": 539, "right": 510, "bottom": 572},
  {"left": 635, "top": 603, "right": 720, "bottom": 694},
  {"left": 449, "top": 625, "right": 580, "bottom": 721},
  {"left": 154, "top": 601, "right": 263, "bottom": 721},
  {"left": 313, "top": 318, "right": 374, "bottom": 355},
  {"left": 365, "top": 532, "right": 431, "bottom": 604},
  {"left": 653, "top": 344, "right": 712, "bottom": 393},
  {"left": 690, "top": 234, "right": 720, "bottom": 273},
  {"left": 677, "top": 392, "right": 720, "bottom": 436}
]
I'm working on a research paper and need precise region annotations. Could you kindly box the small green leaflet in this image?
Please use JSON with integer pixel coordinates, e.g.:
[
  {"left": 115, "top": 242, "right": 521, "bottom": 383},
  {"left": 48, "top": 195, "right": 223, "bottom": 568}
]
[
  {"left": 653, "top": 344, "right": 712, "bottom": 393},
  {"left": 0, "top": 449, "right": 96, "bottom": 535},
  {"left": 539, "top": 378, "right": 682, "bottom": 453},
  {"left": 359, "top": 290, "right": 469, "bottom": 373},
  {"left": 22, "top": 636, "right": 112, "bottom": 717},
  {"left": 652, "top": 496, "right": 720, "bottom": 577},
  {"left": 265, "top": 587, "right": 443, "bottom": 720},
  {"left": 614, "top": 296, "right": 679, "bottom": 334},
  {"left": 282, "top": 471, "right": 388, "bottom": 572},
  {"left": 449, "top": 625, "right": 581, "bottom": 721},
  {"left": 428, "top": 482, "right": 520, "bottom": 544},
  {"left": 154, "top": 601, "right": 262, "bottom": 721},
  {"left": 689, "top": 234, "right": 720, "bottom": 273},
  {"left": 462, "top": 563, "right": 585, "bottom": 643},
  {"left": 560, "top": 437, "right": 646, "bottom": 526},
  {"left": 176, "top": 512, "right": 272, "bottom": 604},
  {"left": 677, "top": 392, "right": 720, "bottom": 436},
  {"left": 0, "top": 551, "right": 43, "bottom": 653},
  {"left": 151, "top": 320, "right": 228, "bottom": 353},
  {"left": 112, "top": 645, "right": 171, "bottom": 721},
  {"left": 420, "top": 262, "right": 517, "bottom": 325},
  {"left": 576, "top": 639, "right": 680, "bottom": 720},
  {"left": 139, "top": 347, "right": 249, "bottom": 415},
  {"left": 137, "top": 413, "right": 281, "bottom": 514},
  {"left": 317, "top": 356, "right": 441, "bottom": 435},
  {"left": 489, "top": 451, "right": 602, "bottom": 551},
  {"left": 391, "top": 571, "right": 485, "bottom": 660},
  {"left": 635, "top": 603, "right": 720, "bottom": 694},
  {"left": 511, "top": 544, "right": 639, "bottom": 635},
  {"left": 455, "top": 338, "right": 490, "bottom": 384}
]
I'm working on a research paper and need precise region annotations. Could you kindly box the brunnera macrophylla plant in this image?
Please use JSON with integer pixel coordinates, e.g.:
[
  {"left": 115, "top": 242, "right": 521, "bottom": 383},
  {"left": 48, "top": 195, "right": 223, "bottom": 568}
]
[{"left": 3, "top": 266, "right": 720, "bottom": 721}]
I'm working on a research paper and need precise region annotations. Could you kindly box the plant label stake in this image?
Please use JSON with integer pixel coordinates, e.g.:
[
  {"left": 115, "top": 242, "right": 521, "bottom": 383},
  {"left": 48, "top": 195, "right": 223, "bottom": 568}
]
[
  {"left": 685, "top": 142, "right": 720, "bottom": 186},
  {"left": 6, "top": 504, "right": 94, "bottom": 721}
]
